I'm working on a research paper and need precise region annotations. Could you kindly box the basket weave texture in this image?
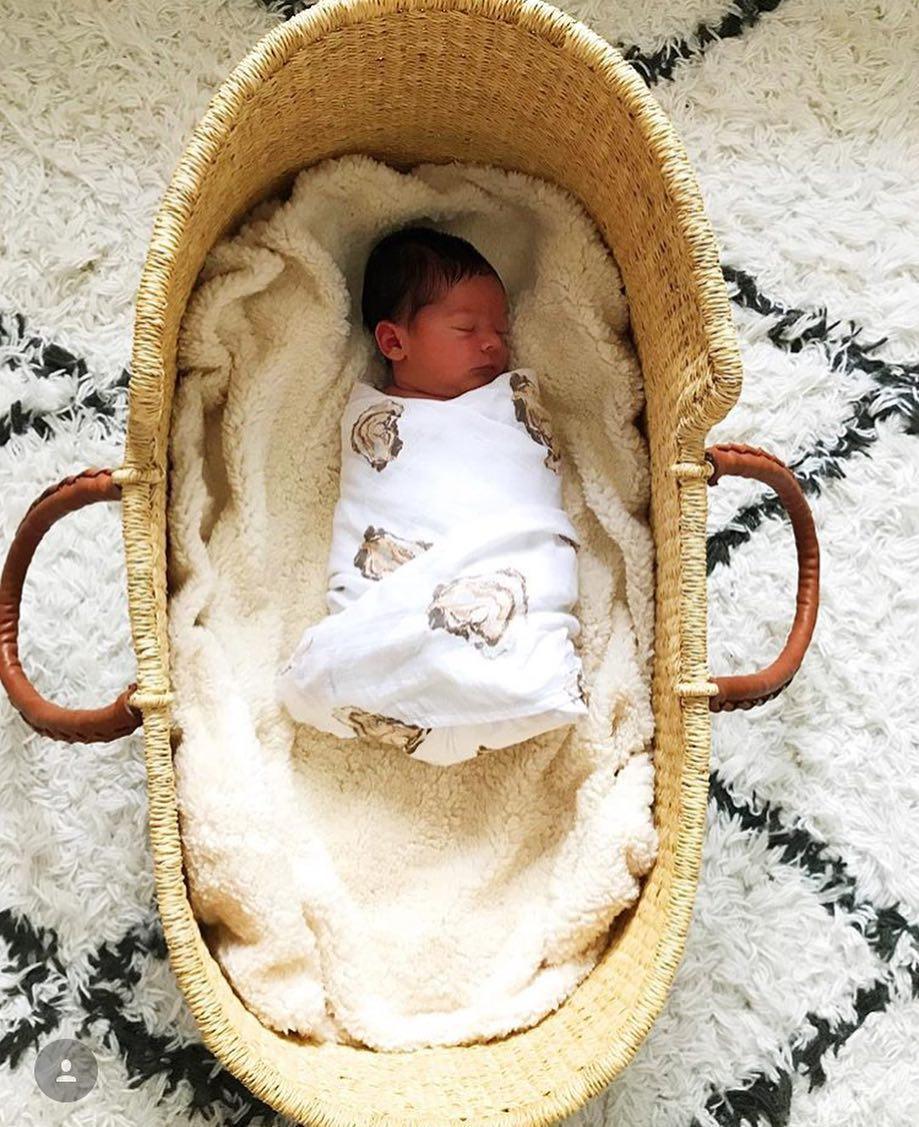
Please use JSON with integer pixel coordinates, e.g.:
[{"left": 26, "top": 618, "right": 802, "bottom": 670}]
[{"left": 117, "top": 0, "right": 742, "bottom": 1122}]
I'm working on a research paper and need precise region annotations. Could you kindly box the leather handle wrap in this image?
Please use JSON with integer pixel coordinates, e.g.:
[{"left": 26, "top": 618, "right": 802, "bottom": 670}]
[
  {"left": 0, "top": 467, "right": 143, "bottom": 742},
  {"left": 705, "top": 443, "right": 820, "bottom": 712}
]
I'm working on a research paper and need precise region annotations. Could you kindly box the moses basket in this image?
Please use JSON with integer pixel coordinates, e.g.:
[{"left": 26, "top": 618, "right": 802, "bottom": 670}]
[{"left": 0, "top": 0, "right": 820, "bottom": 1123}]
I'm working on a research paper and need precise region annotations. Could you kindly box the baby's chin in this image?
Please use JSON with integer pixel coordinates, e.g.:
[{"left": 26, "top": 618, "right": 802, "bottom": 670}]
[
  {"left": 466, "top": 364, "right": 504, "bottom": 384},
  {"left": 452, "top": 369, "right": 498, "bottom": 394},
  {"left": 421, "top": 364, "right": 506, "bottom": 399}
]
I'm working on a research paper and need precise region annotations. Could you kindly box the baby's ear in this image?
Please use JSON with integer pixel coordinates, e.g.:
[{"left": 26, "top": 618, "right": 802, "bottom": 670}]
[{"left": 373, "top": 320, "right": 406, "bottom": 362}]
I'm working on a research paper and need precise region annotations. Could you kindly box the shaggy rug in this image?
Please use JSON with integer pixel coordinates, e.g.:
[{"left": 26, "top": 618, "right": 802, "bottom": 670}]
[{"left": 1, "top": 0, "right": 917, "bottom": 1124}]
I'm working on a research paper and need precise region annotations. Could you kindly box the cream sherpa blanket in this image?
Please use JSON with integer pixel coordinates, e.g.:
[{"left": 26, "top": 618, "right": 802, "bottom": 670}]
[{"left": 167, "top": 154, "right": 659, "bottom": 1050}]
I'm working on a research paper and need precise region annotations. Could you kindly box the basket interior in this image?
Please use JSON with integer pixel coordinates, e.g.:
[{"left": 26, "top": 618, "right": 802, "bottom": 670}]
[{"left": 128, "top": 2, "right": 742, "bottom": 1123}]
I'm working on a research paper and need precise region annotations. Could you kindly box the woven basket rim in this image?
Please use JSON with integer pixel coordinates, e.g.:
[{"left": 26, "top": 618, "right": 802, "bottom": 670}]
[{"left": 130, "top": 0, "right": 743, "bottom": 443}]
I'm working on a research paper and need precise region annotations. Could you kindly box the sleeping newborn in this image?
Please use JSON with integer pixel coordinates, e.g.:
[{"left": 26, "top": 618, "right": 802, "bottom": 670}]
[
  {"left": 276, "top": 224, "right": 589, "bottom": 765},
  {"left": 369, "top": 234, "right": 512, "bottom": 401}
]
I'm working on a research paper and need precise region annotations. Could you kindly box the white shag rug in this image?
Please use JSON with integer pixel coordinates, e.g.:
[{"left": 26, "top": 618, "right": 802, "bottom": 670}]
[{"left": 0, "top": 1, "right": 917, "bottom": 1125}]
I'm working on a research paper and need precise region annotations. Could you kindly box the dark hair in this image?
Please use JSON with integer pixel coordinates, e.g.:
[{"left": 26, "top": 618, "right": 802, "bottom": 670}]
[{"left": 360, "top": 224, "right": 503, "bottom": 339}]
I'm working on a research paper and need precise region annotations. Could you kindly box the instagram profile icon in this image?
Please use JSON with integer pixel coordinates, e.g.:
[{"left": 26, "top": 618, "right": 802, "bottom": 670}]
[{"left": 34, "top": 1038, "right": 98, "bottom": 1103}]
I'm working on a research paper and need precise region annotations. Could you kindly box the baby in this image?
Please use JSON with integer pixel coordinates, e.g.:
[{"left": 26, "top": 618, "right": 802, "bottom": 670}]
[
  {"left": 361, "top": 224, "right": 512, "bottom": 400},
  {"left": 277, "top": 223, "right": 587, "bottom": 766}
]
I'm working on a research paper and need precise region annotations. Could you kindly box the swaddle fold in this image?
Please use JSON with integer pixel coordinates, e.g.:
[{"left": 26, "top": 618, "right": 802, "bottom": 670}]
[{"left": 276, "top": 368, "right": 589, "bottom": 765}]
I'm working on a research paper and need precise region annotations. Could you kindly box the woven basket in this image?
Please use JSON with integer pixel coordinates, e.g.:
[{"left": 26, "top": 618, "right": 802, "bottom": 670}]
[{"left": 0, "top": 0, "right": 821, "bottom": 1123}]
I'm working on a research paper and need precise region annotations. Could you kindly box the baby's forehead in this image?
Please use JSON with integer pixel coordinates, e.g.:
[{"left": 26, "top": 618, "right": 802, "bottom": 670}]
[{"left": 438, "top": 292, "right": 509, "bottom": 317}]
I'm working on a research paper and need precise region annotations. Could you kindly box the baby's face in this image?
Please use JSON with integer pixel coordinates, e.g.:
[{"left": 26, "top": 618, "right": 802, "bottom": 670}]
[{"left": 377, "top": 274, "right": 511, "bottom": 399}]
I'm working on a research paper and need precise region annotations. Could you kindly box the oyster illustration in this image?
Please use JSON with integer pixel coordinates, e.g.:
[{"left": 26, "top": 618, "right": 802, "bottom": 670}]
[
  {"left": 558, "top": 651, "right": 590, "bottom": 708},
  {"left": 354, "top": 526, "right": 434, "bottom": 580},
  {"left": 427, "top": 567, "right": 528, "bottom": 649},
  {"left": 331, "top": 705, "right": 430, "bottom": 755},
  {"left": 570, "top": 668, "right": 590, "bottom": 707},
  {"left": 509, "top": 371, "right": 561, "bottom": 474},
  {"left": 350, "top": 401, "right": 404, "bottom": 472}
]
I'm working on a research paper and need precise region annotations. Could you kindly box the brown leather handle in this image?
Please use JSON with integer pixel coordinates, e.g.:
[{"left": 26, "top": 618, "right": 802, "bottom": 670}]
[
  {"left": 0, "top": 466, "right": 143, "bottom": 742},
  {"left": 704, "top": 443, "right": 819, "bottom": 712}
]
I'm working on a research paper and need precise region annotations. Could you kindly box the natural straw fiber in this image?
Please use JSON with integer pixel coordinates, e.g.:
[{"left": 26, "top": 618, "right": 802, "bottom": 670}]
[{"left": 116, "top": 0, "right": 742, "bottom": 1122}]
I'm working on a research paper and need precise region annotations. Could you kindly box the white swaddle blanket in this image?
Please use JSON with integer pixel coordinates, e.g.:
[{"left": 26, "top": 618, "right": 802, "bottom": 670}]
[{"left": 276, "top": 368, "right": 589, "bottom": 766}]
